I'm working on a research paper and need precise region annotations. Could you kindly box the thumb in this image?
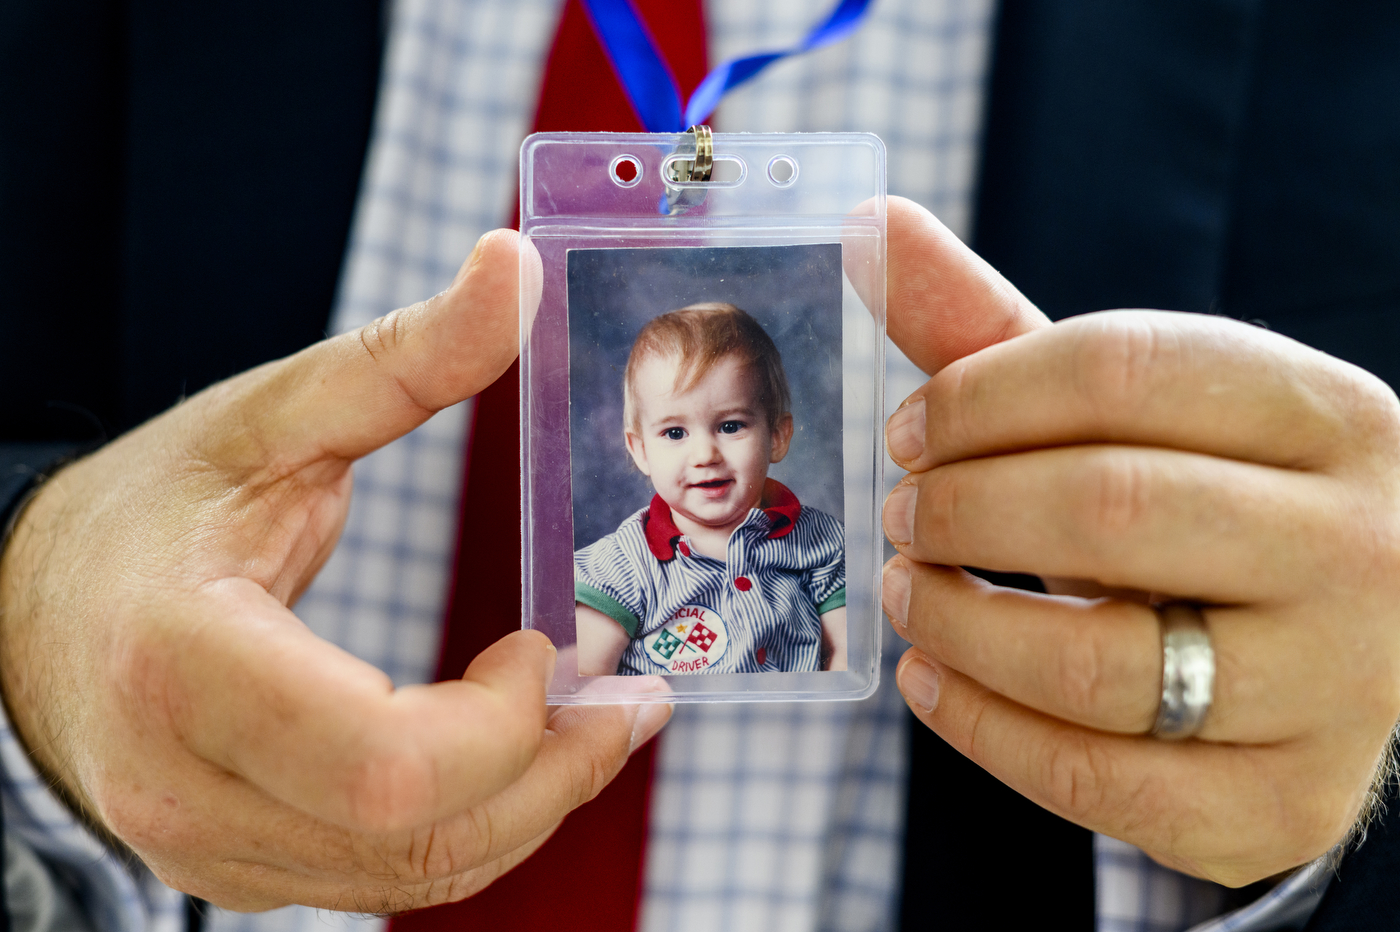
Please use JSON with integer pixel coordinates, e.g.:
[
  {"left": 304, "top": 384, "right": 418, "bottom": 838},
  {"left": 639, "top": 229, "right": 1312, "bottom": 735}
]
[
  {"left": 882, "top": 197, "right": 1049, "bottom": 375},
  {"left": 215, "top": 229, "right": 540, "bottom": 467}
]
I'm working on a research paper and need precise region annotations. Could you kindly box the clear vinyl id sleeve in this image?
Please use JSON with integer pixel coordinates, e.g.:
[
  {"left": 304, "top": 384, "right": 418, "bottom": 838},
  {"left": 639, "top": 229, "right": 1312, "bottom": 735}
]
[{"left": 520, "top": 131, "right": 886, "bottom": 703}]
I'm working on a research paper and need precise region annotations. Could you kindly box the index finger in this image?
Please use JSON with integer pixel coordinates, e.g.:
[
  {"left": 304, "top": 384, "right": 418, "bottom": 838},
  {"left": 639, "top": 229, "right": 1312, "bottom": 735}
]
[
  {"left": 160, "top": 578, "right": 555, "bottom": 834},
  {"left": 889, "top": 309, "right": 1400, "bottom": 475}
]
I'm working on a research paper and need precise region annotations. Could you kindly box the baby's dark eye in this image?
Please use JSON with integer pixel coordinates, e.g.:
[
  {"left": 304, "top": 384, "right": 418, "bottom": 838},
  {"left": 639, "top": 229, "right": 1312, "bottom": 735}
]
[
  {"left": 719, "top": 420, "right": 745, "bottom": 434},
  {"left": 664, "top": 427, "right": 687, "bottom": 441}
]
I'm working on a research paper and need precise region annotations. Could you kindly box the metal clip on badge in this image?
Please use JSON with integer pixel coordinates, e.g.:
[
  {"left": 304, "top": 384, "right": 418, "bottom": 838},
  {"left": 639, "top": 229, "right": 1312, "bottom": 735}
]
[
  {"left": 668, "top": 125, "right": 713, "bottom": 182},
  {"left": 663, "top": 125, "right": 713, "bottom": 214}
]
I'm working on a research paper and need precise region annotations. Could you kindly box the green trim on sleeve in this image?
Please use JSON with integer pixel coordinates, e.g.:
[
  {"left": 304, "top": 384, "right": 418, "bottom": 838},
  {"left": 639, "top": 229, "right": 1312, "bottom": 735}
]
[
  {"left": 575, "top": 582, "right": 641, "bottom": 638},
  {"left": 817, "top": 587, "right": 846, "bottom": 615}
]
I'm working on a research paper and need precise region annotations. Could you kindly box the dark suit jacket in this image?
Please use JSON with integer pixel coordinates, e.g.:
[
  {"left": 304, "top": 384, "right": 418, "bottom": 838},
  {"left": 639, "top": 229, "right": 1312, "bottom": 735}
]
[{"left": 2, "top": 1, "right": 1398, "bottom": 929}]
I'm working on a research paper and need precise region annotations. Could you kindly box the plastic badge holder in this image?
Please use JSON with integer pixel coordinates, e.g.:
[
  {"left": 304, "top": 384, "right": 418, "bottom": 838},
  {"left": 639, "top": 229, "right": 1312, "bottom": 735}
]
[{"left": 521, "top": 131, "right": 886, "bottom": 703}]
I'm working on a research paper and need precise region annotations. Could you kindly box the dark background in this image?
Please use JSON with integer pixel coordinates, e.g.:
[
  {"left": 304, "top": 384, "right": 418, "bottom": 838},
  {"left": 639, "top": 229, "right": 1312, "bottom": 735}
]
[
  {"left": 566, "top": 244, "right": 844, "bottom": 549},
  {"left": 0, "top": 0, "right": 384, "bottom": 441}
]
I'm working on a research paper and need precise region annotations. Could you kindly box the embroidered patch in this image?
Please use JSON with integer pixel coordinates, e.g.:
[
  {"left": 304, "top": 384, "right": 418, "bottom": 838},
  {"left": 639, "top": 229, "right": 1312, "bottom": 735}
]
[{"left": 645, "top": 604, "right": 730, "bottom": 673}]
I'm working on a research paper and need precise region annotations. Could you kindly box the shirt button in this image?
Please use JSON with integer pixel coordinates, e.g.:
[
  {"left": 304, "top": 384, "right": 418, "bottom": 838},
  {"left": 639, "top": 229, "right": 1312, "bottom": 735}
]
[
  {"left": 755, "top": 647, "right": 767, "bottom": 666},
  {"left": 678, "top": 542, "right": 691, "bottom": 557},
  {"left": 734, "top": 576, "right": 752, "bottom": 591}
]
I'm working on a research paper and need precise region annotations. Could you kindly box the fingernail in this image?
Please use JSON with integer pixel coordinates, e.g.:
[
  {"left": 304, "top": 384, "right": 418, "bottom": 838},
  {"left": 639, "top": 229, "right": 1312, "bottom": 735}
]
[
  {"left": 886, "top": 398, "right": 926, "bottom": 464},
  {"left": 898, "top": 656, "right": 941, "bottom": 713},
  {"left": 629, "top": 702, "right": 673, "bottom": 754},
  {"left": 883, "top": 482, "right": 917, "bottom": 545},
  {"left": 458, "top": 234, "right": 488, "bottom": 284},
  {"left": 882, "top": 558, "right": 911, "bottom": 630}
]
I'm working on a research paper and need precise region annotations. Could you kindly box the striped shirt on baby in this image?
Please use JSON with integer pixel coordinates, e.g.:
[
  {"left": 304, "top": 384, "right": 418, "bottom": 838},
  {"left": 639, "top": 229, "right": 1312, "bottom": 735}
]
[{"left": 574, "top": 479, "right": 845, "bottom": 675}]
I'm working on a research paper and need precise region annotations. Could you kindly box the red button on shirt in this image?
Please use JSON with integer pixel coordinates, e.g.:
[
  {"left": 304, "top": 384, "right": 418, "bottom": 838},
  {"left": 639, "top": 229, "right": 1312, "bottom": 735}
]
[
  {"left": 679, "top": 542, "right": 691, "bottom": 557},
  {"left": 734, "top": 576, "right": 752, "bottom": 591},
  {"left": 755, "top": 647, "right": 767, "bottom": 666}
]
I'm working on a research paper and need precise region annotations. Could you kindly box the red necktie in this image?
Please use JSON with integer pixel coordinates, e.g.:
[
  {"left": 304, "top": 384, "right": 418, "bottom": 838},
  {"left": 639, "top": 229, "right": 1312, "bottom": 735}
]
[{"left": 390, "top": 3, "right": 708, "bottom": 929}]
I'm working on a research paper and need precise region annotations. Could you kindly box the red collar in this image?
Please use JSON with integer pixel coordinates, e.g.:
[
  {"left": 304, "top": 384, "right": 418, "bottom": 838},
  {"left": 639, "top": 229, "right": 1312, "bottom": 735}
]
[{"left": 643, "top": 479, "right": 802, "bottom": 561}]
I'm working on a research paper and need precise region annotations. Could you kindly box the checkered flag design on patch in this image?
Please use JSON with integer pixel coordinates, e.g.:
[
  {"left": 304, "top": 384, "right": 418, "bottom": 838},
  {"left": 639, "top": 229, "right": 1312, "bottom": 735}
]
[
  {"left": 685, "top": 622, "right": 717, "bottom": 653},
  {"left": 643, "top": 605, "right": 730, "bottom": 672},
  {"left": 651, "top": 627, "right": 684, "bottom": 660}
]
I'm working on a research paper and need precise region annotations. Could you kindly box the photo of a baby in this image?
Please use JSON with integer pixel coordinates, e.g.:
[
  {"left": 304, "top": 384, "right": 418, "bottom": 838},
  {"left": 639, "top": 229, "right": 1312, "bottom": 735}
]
[{"left": 567, "top": 245, "right": 846, "bottom": 677}]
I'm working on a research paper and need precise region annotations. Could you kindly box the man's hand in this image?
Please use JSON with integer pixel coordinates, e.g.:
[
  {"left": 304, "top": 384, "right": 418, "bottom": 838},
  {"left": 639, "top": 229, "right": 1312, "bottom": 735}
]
[
  {"left": 877, "top": 197, "right": 1400, "bottom": 885},
  {"left": 0, "top": 231, "right": 670, "bottom": 912}
]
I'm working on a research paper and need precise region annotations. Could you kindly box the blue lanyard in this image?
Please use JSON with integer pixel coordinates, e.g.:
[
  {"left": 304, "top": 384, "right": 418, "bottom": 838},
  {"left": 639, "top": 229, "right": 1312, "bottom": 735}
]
[{"left": 579, "top": 0, "right": 877, "bottom": 133}]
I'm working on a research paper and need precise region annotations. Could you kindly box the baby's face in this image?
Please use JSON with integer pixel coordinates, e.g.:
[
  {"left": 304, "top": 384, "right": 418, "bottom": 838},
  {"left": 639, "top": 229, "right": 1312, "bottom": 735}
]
[{"left": 626, "top": 352, "right": 793, "bottom": 534}]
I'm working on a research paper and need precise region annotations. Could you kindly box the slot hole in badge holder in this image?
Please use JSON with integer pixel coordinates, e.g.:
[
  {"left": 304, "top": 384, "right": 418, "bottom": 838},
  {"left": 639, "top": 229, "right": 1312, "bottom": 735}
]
[
  {"left": 663, "top": 155, "right": 747, "bottom": 187},
  {"left": 610, "top": 154, "right": 642, "bottom": 187},
  {"left": 767, "top": 155, "right": 798, "bottom": 187}
]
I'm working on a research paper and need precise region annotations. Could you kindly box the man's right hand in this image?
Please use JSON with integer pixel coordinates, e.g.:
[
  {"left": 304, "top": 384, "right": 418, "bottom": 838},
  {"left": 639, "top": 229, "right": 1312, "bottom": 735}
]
[{"left": 0, "top": 230, "right": 670, "bottom": 913}]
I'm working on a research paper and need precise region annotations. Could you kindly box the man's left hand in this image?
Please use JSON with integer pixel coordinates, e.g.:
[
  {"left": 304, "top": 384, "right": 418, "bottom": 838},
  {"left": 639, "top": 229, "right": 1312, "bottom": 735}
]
[{"left": 879, "top": 196, "right": 1400, "bottom": 886}]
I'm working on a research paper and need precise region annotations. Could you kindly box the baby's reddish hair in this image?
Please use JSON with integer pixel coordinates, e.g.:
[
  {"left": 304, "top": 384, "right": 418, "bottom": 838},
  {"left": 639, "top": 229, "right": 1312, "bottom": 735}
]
[{"left": 623, "top": 303, "right": 791, "bottom": 435}]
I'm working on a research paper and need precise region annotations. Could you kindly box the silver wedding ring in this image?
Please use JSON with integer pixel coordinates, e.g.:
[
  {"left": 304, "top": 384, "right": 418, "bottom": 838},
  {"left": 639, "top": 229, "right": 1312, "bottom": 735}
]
[{"left": 1151, "top": 602, "right": 1215, "bottom": 740}]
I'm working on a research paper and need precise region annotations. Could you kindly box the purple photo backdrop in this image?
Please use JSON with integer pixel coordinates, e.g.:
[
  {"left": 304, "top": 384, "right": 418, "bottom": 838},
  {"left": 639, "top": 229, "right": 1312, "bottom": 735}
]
[{"left": 566, "top": 244, "right": 844, "bottom": 550}]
